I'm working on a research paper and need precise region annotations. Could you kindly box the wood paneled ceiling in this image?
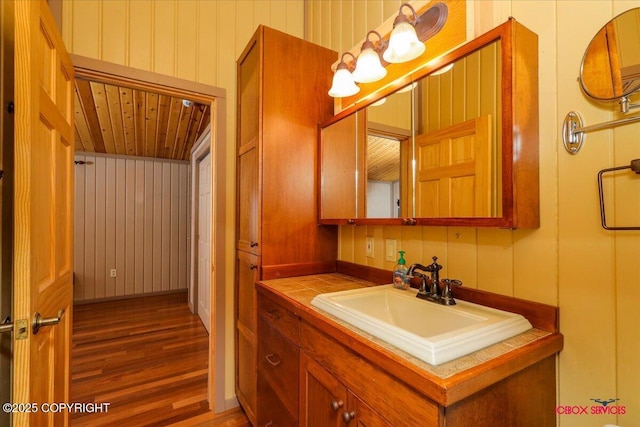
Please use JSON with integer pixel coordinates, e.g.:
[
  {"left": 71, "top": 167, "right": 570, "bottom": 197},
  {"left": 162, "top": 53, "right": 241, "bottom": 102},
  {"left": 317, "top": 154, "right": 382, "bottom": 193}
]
[
  {"left": 367, "top": 134, "right": 400, "bottom": 182},
  {"left": 74, "top": 78, "right": 211, "bottom": 161}
]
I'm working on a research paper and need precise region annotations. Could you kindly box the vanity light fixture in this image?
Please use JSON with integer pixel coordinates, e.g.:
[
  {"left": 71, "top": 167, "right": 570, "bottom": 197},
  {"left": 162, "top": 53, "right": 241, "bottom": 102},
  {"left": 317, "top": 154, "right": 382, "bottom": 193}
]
[
  {"left": 383, "top": 3, "right": 425, "bottom": 64},
  {"left": 328, "top": 52, "right": 360, "bottom": 98},
  {"left": 328, "top": 2, "right": 448, "bottom": 98},
  {"left": 352, "top": 31, "right": 388, "bottom": 84}
]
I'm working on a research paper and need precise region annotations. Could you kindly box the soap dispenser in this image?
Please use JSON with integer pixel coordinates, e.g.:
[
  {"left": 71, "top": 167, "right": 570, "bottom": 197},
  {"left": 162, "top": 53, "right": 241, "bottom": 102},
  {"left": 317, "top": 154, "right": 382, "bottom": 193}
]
[{"left": 392, "top": 251, "right": 410, "bottom": 290}]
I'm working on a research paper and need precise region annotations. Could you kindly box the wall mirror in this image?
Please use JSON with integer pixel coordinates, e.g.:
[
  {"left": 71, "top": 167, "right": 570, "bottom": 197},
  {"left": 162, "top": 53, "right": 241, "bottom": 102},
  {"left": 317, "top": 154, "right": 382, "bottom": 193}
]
[
  {"left": 319, "top": 18, "right": 540, "bottom": 228},
  {"left": 563, "top": 7, "right": 640, "bottom": 154},
  {"left": 580, "top": 7, "right": 640, "bottom": 103},
  {"left": 411, "top": 40, "right": 502, "bottom": 219},
  {"left": 365, "top": 87, "right": 413, "bottom": 219}
]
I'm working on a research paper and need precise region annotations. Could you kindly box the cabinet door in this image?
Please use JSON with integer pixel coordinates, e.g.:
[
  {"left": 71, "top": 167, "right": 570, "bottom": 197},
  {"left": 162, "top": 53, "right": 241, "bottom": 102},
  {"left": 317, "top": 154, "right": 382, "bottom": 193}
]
[
  {"left": 236, "top": 250, "right": 259, "bottom": 423},
  {"left": 237, "top": 251, "right": 259, "bottom": 333},
  {"left": 237, "top": 140, "right": 259, "bottom": 254},
  {"left": 320, "top": 112, "right": 361, "bottom": 220},
  {"left": 237, "top": 31, "right": 260, "bottom": 254},
  {"left": 300, "top": 353, "right": 348, "bottom": 427},
  {"left": 347, "top": 393, "right": 392, "bottom": 427}
]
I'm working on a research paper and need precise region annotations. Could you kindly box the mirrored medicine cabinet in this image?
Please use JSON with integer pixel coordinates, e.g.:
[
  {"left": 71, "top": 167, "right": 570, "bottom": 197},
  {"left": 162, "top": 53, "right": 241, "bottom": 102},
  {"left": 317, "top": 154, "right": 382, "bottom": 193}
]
[{"left": 319, "top": 18, "right": 540, "bottom": 228}]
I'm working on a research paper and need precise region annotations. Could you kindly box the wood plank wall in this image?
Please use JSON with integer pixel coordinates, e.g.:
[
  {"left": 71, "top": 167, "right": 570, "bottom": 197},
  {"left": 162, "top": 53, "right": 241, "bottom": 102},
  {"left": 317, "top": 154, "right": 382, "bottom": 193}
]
[
  {"left": 308, "top": 1, "right": 640, "bottom": 426},
  {"left": 73, "top": 153, "right": 190, "bottom": 303}
]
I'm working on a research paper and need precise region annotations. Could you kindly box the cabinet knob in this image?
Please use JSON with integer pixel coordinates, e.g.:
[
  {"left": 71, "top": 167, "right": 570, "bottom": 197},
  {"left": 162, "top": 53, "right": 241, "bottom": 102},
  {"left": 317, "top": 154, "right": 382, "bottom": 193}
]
[
  {"left": 331, "top": 400, "right": 344, "bottom": 412},
  {"left": 250, "top": 241, "right": 259, "bottom": 247},
  {"left": 402, "top": 218, "right": 417, "bottom": 225},
  {"left": 347, "top": 219, "right": 355, "bottom": 225},
  {"left": 249, "top": 264, "right": 258, "bottom": 270},
  {"left": 341, "top": 410, "right": 356, "bottom": 424}
]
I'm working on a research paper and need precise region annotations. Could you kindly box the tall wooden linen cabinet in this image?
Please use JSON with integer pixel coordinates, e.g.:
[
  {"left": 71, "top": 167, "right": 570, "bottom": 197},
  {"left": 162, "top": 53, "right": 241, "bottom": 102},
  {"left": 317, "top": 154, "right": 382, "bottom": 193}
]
[{"left": 235, "top": 26, "right": 338, "bottom": 424}]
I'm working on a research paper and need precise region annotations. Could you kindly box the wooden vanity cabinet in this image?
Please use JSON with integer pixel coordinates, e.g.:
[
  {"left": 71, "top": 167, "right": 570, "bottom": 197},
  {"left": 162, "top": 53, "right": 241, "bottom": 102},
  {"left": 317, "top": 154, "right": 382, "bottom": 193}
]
[
  {"left": 257, "top": 281, "right": 560, "bottom": 427},
  {"left": 235, "top": 25, "right": 338, "bottom": 424}
]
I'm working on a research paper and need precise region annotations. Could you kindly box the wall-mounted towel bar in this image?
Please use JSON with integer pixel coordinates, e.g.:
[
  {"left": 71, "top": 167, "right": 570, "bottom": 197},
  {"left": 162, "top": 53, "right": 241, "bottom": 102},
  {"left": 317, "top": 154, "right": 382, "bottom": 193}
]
[
  {"left": 598, "top": 159, "right": 640, "bottom": 230},
  {"left": 563, "top": 110, "right": 640, "bottom": 154}
]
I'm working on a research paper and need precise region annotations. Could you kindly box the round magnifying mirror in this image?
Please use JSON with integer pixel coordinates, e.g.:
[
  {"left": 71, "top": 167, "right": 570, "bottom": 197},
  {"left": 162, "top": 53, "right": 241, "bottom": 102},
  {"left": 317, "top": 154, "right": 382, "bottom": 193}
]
[{"left": 580, "top": 7, "right": 640, "bottom": 101}]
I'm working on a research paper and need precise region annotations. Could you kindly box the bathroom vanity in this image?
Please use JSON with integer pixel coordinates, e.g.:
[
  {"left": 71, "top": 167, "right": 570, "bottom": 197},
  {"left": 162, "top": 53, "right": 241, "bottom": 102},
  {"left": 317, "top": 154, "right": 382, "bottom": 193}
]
[{"left": 255, "top": 271, "right": 563, "bottom": 426}]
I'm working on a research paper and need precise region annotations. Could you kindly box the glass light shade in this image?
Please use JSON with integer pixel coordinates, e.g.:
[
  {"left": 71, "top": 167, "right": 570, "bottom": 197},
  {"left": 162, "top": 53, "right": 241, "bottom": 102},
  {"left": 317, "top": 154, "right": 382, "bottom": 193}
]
[
  {"left": 370, "top": 97, "right": 387, "bottom": 107},
  {"left": 397, "top": 81, "right": 418, "bottom": 94},
  {"left": 382, "top": 21, "right": 425, "bottom": 63},
  {"left": 352, "top": 47, "right": 387, "bottom": 83},
  {"left": 431, "top": 63, "right": 454, "bottom": 76},
  {"left": 328, "top": 67, "right": 360, "bottom": 98}
]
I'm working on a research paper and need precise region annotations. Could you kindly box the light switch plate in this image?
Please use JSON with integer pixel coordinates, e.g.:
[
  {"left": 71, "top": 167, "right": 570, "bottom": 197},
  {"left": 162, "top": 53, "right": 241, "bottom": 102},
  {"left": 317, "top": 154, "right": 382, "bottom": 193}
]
[
  {"left": 385, "top": 239, "right": 397, "bottom": 262},
  {"left": 365, "top": 237, "right": 374, "bottom": 258}
]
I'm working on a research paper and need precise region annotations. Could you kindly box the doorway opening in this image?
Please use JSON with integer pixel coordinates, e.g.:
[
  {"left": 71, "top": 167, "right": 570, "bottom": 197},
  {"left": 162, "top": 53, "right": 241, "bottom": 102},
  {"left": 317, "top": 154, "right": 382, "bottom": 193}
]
[{"left": 70, "top": 54, "right": 226, "bottom": 414}]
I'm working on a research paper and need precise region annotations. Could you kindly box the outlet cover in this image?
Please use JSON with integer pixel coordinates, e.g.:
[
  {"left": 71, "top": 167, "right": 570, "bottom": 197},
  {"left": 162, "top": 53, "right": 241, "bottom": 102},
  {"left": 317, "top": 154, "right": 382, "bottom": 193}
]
[
  {"left": 365, "top": 237, "right": 374, "bottom": 258},
  {"left": 385, "top": 239, "right": 397, "bottom": 262},
  {"left": 110, "top": 269, "right": 117, "bottom": 278}
]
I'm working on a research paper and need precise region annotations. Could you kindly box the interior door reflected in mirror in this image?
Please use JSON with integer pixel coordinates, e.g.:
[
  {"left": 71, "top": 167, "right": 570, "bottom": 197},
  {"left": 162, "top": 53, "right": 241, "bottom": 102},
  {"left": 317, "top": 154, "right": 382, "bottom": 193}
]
[
  {"left": 413, "top": 40, "right": 502, "bottom": 218},
  {"left": 580, "top": 7, "right": 640, "bottom": 102},
  {"left": 366, "top": 87, "right": 413, "bottom": 218}
]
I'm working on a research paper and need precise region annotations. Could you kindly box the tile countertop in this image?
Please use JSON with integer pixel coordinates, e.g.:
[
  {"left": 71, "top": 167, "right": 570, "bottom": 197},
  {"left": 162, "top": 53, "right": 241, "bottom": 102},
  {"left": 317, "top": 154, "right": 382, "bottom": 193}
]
[{"left": 257, "top": 273, "right": 553, "bottom": 380}]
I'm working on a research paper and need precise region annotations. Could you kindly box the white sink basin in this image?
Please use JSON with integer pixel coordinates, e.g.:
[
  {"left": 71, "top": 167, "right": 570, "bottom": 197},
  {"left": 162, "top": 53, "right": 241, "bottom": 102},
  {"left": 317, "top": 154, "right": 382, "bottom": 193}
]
[{"left": 310, "top": 285, "right": 532, "bottom": 365}]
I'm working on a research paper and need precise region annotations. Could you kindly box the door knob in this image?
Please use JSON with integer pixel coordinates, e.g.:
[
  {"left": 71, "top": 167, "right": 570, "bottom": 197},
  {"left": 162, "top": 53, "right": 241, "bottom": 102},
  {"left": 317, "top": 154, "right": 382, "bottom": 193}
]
[
  {"left": 0, "top": 316, "right": 12, "bottom": 334},
  {"left": 32, "top": 309, "right": 65, "bottom": 334}
]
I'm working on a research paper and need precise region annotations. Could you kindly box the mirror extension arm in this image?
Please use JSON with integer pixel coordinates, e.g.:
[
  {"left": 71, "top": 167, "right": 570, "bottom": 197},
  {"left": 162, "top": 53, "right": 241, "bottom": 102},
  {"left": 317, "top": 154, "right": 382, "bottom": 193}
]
[{"left": 562, "top": 109, "right": 640, "bottom": 154}]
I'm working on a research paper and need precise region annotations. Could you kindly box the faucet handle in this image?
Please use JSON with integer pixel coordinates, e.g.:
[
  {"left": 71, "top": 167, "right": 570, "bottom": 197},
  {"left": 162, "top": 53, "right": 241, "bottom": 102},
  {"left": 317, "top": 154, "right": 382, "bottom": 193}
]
[
  {"left": 441, "top": 279, "right": 462, "bottom": 305},
  {"left": 446, "top": 279, "right": 463, "bottom": 288}
]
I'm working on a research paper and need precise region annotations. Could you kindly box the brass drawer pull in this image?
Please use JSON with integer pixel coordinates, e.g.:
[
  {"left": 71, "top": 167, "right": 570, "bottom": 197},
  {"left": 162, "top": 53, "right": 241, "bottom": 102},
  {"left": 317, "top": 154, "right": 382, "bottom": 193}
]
[{"left": 265, "top": 353, "right": 281, "bottom": 367}]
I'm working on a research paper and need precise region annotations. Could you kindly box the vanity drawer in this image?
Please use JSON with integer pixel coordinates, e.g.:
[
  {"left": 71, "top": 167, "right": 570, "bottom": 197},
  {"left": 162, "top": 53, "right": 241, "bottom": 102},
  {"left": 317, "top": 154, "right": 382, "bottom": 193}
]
[
  {"left": 258, "top": 315, "right": 299, "bottom": 421},
  {"left": 257, "top": 371, "right": 297, "bottom": 427},
  {"left": 258, "top": 292, "right": 300, "bottom": 344}
]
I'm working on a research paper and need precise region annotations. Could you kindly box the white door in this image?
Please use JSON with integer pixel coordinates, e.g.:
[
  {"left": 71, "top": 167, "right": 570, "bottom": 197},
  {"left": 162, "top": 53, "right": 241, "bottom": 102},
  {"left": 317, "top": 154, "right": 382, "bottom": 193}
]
[{"left": 197, "top": 153, "right": 211, "bottom": 332}]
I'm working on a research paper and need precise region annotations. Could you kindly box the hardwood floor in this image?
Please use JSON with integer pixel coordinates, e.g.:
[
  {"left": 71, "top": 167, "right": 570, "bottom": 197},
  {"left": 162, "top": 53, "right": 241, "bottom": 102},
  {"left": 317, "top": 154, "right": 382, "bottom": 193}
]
[{"left": 71, "top": 292, "right": 249, "bottom": 427}]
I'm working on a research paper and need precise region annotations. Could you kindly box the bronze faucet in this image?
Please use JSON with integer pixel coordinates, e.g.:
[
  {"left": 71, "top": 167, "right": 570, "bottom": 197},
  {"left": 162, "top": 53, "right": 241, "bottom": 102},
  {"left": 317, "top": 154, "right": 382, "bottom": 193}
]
[{"left": 407, "top": 256, "right": 462, "bottom": 306}]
